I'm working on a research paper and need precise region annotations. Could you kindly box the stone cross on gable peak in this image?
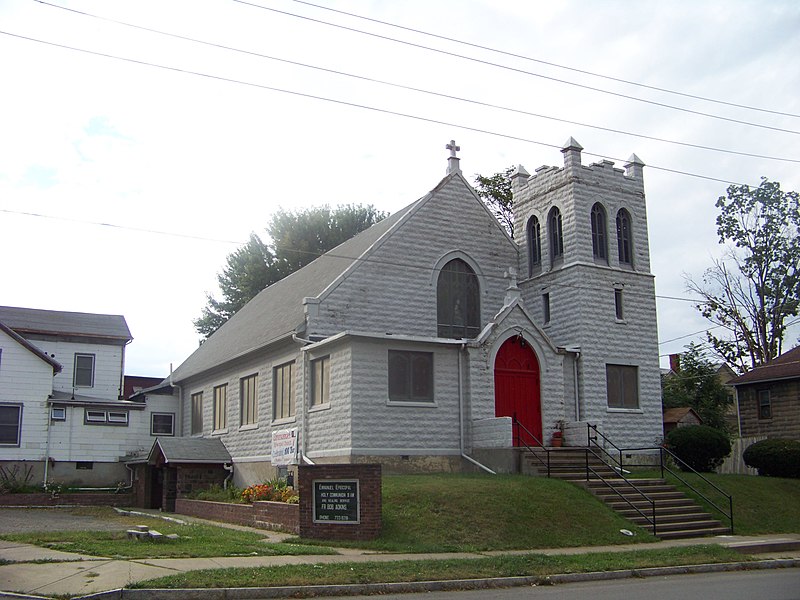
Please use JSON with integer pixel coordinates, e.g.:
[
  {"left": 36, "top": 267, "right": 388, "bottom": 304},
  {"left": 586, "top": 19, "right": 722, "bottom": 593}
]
[
  {"left": 504, "top": 266, "right": 521, "bottom": 305},
  {"left": 446, "top": 139, "right": 461, "bottom": 175}
]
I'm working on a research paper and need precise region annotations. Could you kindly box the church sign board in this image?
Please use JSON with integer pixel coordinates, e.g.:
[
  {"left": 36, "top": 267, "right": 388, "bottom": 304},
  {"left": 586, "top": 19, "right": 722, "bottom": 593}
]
[{"left": 313, "top": 479, "right": 359, "bottom": 523}]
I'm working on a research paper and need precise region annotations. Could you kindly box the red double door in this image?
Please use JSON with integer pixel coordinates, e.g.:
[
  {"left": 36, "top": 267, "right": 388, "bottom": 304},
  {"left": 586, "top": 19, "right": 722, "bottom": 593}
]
[{"left": 494, "top": 337, "right": 542, "bottom": 446}]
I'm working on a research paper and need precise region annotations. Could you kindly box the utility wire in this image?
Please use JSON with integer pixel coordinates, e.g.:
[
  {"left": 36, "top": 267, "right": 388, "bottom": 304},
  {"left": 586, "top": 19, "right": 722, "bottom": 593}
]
[
  {"left": 232, "top": 0, "right": 800, "bottom": 136},
  {"left": 33, "top": 1, "right": 800, "bottom": 164},
  {"left": 291, "top": 0, "right": 800, "bottom": 120},
  {"left": 0, "top": 30, "right": 751, "bottom": 186}
]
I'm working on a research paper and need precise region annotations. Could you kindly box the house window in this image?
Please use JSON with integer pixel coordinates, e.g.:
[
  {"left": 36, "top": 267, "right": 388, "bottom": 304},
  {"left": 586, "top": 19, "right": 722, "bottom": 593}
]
[
  {"left": 84, "top": 410, "right": 128, "bottom": 425},
  {"left": 273, "top": 362, "right": 295, "bottom": 420},
  {"left": 549, "top": 207, "right": 564, "bottom": 264},
  {"left": 543, "top": 293, "right": 551, "bottom": 324},
  {"left": 0, "top": 404, "right": 22, "bottom": 446},
  {"left": 74, "top": 354, "right": 95, "bottom": 387},
  {"left": 240, "top": 374, "right": 258, "bottom": 426},
  {"left": 606, "top": 364, "right": 639, "bottom": 409},
  {"left": 191, "top": 392, "right": 203, "bottom": 435},
  {"left": 527, "top": 216, "right": 542, "bottom": 276},
  {"left": 76, "top": 461, "right": 94, "bottom": 470},
  {"left": 614, "top": 288, "right": 624, "bottom": 320},
  {"left": 213, "top": 384, "right": 227, "bottom": 431},
  {"left": 437, "top": 258, "right": 480, "bottom": 339},
  {"left": 388, "top": 350, "right": 434, "bottom": 403},
  {"left": 757, "top": 390, "right": 772, "bottom": 419},
  {"left": 311, "top": 356, "right": 330, "bottom": 407},
  {"left": 616, "top": 209, "right": 633, "bottom": 266},
  {"left": 50, "top": 406, "right": 66, "bottom": 421},
  {"left": 591, "top": 203, "right": 608, "bottom": 261},
  {"left": 151, "top": 412, "right": 175, "bottom": 436}
]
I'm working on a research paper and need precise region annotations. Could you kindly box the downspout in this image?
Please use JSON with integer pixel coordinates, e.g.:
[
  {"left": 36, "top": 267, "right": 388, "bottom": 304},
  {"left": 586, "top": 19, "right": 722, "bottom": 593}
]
[
  {"left": 169, "top": 363, "right": 183, "bottom": 436},
  {"left": 43, "top": 396, "right": 53, "bottom": 486},
  {"left": 119, "top": 339, "right": 131, "bottom": 399},
  {"left": 565, "top": 347, "right": 581, "bottom": 422},
  {"left": 458, "top": 343, "right": 495, "bottom": 475},
  {"left": 292, "top": 334, "right": 316, "bottom": 465},
  {"left": 222, "top": 463, "right": 234, "bottom": 489}
]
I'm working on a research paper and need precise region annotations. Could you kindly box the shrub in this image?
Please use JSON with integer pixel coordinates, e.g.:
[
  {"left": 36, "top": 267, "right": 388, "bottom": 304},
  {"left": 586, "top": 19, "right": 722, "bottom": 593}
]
[
  {"left": 190, "top": 484, "right": 245, "bottom": 503},
  {"left": 743, "top": 439, "right": 800, "bottom": 478},
  {"left": 666, "top": 425, "right": 731, "bottom": 472},
  {"left": 241, "top": 480, "right": 299, "bottom": 504}
]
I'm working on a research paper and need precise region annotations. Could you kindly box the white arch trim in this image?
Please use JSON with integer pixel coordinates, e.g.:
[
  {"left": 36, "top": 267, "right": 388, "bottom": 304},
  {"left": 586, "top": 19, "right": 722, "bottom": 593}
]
[{"left": 429, "top": 250, "right": 488, "bottom": 293}]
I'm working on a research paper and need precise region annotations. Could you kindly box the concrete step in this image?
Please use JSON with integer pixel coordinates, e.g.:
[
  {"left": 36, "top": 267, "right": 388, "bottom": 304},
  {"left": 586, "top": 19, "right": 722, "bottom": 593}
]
[
  {"left": 655, "top": 526, "right": 731, "bottom": 540},
  {"left": 626, "top": 512, "right": 716, "bottom": 526}
]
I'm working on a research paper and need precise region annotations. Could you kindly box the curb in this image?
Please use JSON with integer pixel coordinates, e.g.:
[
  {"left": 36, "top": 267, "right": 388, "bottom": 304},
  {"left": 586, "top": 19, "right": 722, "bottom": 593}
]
[{"left": 63, "top": 558, "right": 800, "bottom": 600}]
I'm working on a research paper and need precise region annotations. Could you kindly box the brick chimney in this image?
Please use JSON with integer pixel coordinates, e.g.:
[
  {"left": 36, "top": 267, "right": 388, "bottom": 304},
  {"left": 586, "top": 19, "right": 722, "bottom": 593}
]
[{"left": 669, "top": 353, "right": 680, "bottom": 373}]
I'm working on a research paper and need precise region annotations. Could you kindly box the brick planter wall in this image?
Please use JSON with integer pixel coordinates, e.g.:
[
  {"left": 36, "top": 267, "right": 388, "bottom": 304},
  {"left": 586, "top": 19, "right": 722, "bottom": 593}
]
[
  {"left": 0, "top": 493, "right": 135, "bottom": 507},
  {"left": 298, "top": 464, "right": 381, "bottom": 541},
  {"left": 175, "top": 498, "right": 299, "bottom": 533}
]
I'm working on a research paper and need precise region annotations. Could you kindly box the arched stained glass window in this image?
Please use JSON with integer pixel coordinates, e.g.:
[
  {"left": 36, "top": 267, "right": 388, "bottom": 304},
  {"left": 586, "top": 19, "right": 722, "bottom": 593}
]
[
  {"left": 591, "top": 203, "right": 608, "bottom": 261},
  {"left": 616, "top": 208, "right": 633, "bottom": 266},
  {"left": 437, "top": 259, "right": 480, "bottom": 339},
  {"left": 527, "top": 216, "right": 542, "bottom": 276},
  {"left": 549, "top": 207, "right": 564, "bottom": 264}
]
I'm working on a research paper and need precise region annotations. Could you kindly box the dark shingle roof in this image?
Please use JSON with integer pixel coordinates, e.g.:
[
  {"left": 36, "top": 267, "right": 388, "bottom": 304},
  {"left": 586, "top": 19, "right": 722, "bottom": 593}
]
[
  {"left": 171, "top": 201, "right": 418, "bottom": 383},
  {"left": 149, "top": 437, "right": 231, "bottom": 464},
  {"left": 0, "top": 306, "right": 131, "bottom": 341},
  {"left": 730, "top": 346, "right": 800, "bottom": 385}
]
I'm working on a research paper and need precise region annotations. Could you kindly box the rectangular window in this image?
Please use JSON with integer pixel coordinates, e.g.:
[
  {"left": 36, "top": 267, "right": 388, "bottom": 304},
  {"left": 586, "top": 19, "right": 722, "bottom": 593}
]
[
  {"left": 107, "top": 411, "right": 129, "bottom": 424},
  {"left": 0, "top": 404, "right": 22, "bottom": 446},
  {"left": 614, "top": 288, "right": 624, "bottom": 320},
  {"left": 606, "top": 364, "right": 639, "bottom": 409},
  {"left": 240, "top": 374, "right": 258, "bottom": 426},
  {"left": 85, "top": 410, "right": 107, "bottom": 423},
  {"left": 84, "top": 410, "right": 128, "bottom": 425},
  {"left": 757, "top": 390, "right": 772, "bottom": 419},
  {"left": 151, "top": 412, "right": 175, "bottom": 436},
  {"left": 50, "top": 406, "right": 66, "bottom": 421},
  {"left": 543, "top": 293, "right": 551, "bottom": 324},
  {"left": 214, "top": 384, "right": 228, "bottom": 431},
  {"left": 311, "top": 356, "right": 330, "bottom": 407},
  {"left": 191, "top": 392, "right": 203, "bottom": 435},
  {"left": 76, "top": 462, "right": 93, "bottom": 470},
  {"left": 388, "top": 350, "right": 434, "bottom": 403},
  {"left": 273, "top": 362, "right": 295, "bottom": 420},
  {"left": 74, "top": 354, "right": 95, "bottom": 387}
]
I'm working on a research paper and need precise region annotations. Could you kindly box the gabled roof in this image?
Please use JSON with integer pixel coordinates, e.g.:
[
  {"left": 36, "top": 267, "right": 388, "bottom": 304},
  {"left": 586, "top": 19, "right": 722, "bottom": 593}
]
[
  {"left": 729, "top": 346, "right": 800, "bottom": 386},
  {"left": 0, "top": 306, "right": 132, "bottom": 342},
  {"left": 171, "top": 189, "right": 426, "bottom": 383},
  {"left": 663, "top": 407, "right": 702, "bottom": 424},
  {"left": 0, "top": 320, "right": 62, "bottom": 373},
  {"left": 148, "top": 437, "right": 231, "bottom": 464}
]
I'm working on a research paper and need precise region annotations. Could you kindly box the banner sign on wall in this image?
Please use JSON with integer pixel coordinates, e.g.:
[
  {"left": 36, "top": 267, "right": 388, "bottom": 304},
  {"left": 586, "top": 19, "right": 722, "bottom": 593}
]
[{"left": 271, "top": 428, "right": 298, "bottom": 466}]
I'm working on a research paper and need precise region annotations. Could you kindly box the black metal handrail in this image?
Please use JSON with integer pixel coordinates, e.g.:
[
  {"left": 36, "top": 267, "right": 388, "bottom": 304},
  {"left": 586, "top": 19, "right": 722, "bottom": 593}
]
[
  {"left": 512, "top": 417, "right": 550, "bottom": 477},
  {"left": 585, "top": 425, "right": 657, "bottom": 535}
]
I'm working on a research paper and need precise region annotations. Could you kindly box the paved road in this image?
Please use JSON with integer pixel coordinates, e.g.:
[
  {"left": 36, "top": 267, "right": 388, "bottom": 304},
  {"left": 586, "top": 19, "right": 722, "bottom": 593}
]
[
  {"left": 342, "top": 568, "right": 800, "bottom": 600},
  {"left": 0, "top": 507, "right": 125, "bottom": 533}
]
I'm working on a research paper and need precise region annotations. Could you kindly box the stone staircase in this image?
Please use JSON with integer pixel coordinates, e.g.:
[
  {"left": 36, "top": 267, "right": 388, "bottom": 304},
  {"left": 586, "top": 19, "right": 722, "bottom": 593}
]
[{"left": 523, "top": 447, "right": 730, "bottom": 540}]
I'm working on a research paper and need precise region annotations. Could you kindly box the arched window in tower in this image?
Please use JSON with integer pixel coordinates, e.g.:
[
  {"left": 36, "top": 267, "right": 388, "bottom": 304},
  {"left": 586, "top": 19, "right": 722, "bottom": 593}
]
[
  {"left": 437, "top": 258, "right": 480, "bottom": 339},
  {"left": 549, "top": 207, "right": 564, "bottom": 264},
  {"left": 591, "top": 203, "right": 608, "bottom": 261},
  {"left": 616, "top": 208, "right": 633, "bottom": 266},
  {"left": 527, "top": 216, "right": 542, "bottom": 276}
]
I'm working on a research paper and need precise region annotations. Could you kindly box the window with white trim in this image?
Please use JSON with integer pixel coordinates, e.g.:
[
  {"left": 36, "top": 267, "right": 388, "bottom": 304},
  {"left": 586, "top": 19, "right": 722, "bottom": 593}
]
[
  {"left": 240, "top": 374, "right": 258, "bottom": 426},
  {"left": 213, "top": 384, "right": 227, "bottom": 431},
  {"left": 84, "top": 409, "right": 129, "bottom": 425},
  {"left": 757, "top": 390, "right": 772, "bottom": 419},
  {"left": 191, "top": 392, "right": 203, "bottom": 434},
  {"left": 606, "top": 364, "right": 639, "bottom": 409},
  {"left": 151, "top": 412, "right": 175, "bottom": 435},
  {"left": 74, "top": 354, "right": 95, "bottom": 387},
  {"left": 388, "top": 350, "right": 434, "bottom": 403},
  {"left": 437, "top": 258, "right": 480, "bottom": 339},
  {"left": 50, "top": 406, "right": 66, "bottom": 421},
  {"left": 0, "top": 404, "right": 22, "bottom": 446},
  {"left": 273, "top": 362, "right": 295, "bottom": 420},
  {"left": 311, "top": 356, "right": 330, "bottom": 407}
]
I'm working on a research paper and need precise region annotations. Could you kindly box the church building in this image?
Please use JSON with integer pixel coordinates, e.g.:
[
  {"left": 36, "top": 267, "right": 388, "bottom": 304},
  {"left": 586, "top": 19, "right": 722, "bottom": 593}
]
[{"left": 167, "top": 138, "right": 662, "bottom": 486}]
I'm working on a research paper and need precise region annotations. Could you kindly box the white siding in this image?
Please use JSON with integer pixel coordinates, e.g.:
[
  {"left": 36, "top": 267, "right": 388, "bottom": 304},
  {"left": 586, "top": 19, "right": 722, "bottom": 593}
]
[{"left": 31, "top": 338, "right": 124, "bottom": 400}]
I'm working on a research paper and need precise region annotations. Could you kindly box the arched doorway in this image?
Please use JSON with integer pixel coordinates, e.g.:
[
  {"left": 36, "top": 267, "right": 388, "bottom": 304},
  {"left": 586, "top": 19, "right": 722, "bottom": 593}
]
[{"left": 494, "top": 336, "right": 542, "bottom": 446}]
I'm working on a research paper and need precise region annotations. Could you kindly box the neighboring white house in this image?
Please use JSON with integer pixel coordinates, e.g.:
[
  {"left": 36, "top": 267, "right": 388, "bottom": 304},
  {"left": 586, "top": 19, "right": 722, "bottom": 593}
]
[
  {"left": 167, "top": 140, "right": 663, "bottom": 487},
  {"left": 0, "top": 306, "right": 178, "bottom": 486}
]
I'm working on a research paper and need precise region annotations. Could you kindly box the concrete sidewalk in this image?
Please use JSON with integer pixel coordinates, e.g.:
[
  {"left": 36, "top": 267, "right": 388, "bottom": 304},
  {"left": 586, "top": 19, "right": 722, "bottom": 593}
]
[{"left": 1, "top": 532, "right": 799, "bottom": 599}]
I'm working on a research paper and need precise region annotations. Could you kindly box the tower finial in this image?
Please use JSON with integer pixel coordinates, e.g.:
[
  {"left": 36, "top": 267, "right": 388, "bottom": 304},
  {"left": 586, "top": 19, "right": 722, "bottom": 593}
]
[{"left": 446, "top": 140, "right": 461, "bottom": 174}]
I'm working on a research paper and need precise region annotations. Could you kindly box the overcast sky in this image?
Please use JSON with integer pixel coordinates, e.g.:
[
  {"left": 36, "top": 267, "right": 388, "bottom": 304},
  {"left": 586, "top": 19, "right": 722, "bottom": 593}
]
[{"left": 2, "top": 0, "right": 799, "bottom": 377}]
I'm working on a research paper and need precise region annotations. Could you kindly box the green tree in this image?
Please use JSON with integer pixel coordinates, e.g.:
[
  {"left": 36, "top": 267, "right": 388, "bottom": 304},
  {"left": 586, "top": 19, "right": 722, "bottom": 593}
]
[
  {"left": 686, "top": 178, "right": 800, "bottom": 372},
  {"left": 662, "top": 343, "right": 733, "bottom": 431},
  {"left": 474, "top": 166, "right": 514, "bottom": 237},
  {"left": 194, "top": 204, "right": 387, "bottom": 339}
]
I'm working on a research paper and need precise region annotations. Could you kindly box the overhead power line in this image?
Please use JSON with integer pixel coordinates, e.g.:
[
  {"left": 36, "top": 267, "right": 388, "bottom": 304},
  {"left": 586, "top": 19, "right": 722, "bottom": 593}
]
[
  {"left": 232, "top": 0, "right": 800, "bottom": 136},
  {"left": 0, "top": 29, "right": 752, "bottom": 186},
  {"left": 33, "top": 1, "right": 800, "bottom": 165},
  {"left": 291, "top": 0, "right": 800, "bottom": 120}
]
